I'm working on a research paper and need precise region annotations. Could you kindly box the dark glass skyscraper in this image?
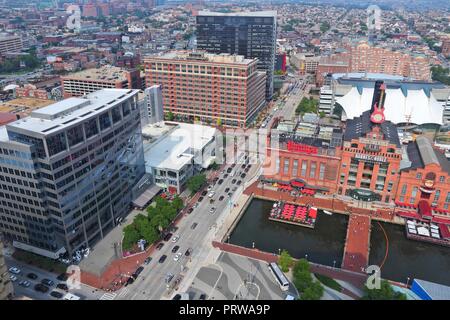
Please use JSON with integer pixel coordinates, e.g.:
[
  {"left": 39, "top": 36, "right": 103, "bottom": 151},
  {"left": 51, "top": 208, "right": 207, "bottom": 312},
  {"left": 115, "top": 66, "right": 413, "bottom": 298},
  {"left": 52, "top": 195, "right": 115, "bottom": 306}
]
[
  {"left": 196, "top": 11, "right": 277, "bottom": 100},
  {"left": 0, "top": 89, "right": 145, "bottom": 259}
]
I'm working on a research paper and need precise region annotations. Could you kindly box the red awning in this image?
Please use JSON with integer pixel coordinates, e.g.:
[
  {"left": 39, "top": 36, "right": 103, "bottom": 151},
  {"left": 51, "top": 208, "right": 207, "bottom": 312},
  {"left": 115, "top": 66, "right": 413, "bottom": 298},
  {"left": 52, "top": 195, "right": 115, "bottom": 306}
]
[
  {"left": 308, "top": 207, "right": 317, "bottom": 219},
  {"left": 396, "top": 211, "right": 422, "bottom": 220},
  {"left": 432, "top": 216, "right": 450, "bottom": 225},
  {"left": 291, "top": 180, "right": 305, "bottom": 188},
  {"left": 418, "top": 200, "right": 432, "bottom": 219}
]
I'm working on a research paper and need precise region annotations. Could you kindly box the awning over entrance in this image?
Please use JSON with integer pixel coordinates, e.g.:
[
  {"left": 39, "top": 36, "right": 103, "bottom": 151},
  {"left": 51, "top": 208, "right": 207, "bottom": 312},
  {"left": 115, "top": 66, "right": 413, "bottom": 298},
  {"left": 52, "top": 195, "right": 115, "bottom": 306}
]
[{"left": 132, "top": 184, "right": 162, "bottom": 209}]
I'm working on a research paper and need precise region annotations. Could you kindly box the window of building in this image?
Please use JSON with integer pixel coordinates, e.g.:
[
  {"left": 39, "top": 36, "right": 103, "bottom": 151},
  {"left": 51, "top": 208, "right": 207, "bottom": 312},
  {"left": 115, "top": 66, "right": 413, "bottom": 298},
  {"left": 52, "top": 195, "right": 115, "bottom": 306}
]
[
  {"left": 440, "top": 176, "right": 445, "bottom": 183},
  {"left": 310, "top": 162, "right": 316, "bottom": 179},
  {"left": 292, "top": 160, "right": 298, "bottom": 177},
  {"left": 46, "top": 132, "right": 67, "bottom": 157},
  {"left": 66, "top": 125, "right": 84, "bottom": 147},
  {"left": 319, "top": 163, "right": 325, "bottom": 180},
  {"left": 283, "top": 159, "right": 290, "bottom": 175},
  {"left": 410, "top": 187, "right": 418, "bottom": 204},
  {"left": 434, "top": 190, "right": 440, "bottom": 203},
  {"left": 301, "top": 161, "right": 307, "bottom": 177},
  {"left": 416, "top": 173, "right": 422, "bottom": 179},
  {"left": 275, "top": 158, "right": 280, "bottom": 173},
  {"left": 401, "top": 184, "right": 407, "bottom": 195}
]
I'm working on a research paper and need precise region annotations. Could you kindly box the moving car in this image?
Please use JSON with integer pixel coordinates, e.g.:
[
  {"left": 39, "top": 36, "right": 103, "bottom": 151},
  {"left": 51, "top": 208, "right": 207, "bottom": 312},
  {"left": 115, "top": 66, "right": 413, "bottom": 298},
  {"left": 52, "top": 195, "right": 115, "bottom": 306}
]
[
  {"left": 171, "top": 235, "right": 180, "bottom": 243},
  {"left": 19, "top": 280, "right": 31, "bottom": 287},
  {"left": 27, "top": 273, "right": 38, "bottom": 280},
  {"left": 41, "top": 279, "right": 54, "bottom": 287},
  {"left": 34, "top": 284, "right": 49, "bottom": 293},
  {"left": 56, "top": 273, "right": 68, "bottom": 281},
  {"left": 165, "top": 273, "right": 174, "bottom": 283},
  {"left": 171, "top": 245, "right": 180, "bottom": 253},
  {"left": 144, "top": 257, "right": 152, "bottom": 265},
  {"left": 173, "top": 252, "right": 182, "bottom": 262},
  {"left": 185, "top": 248, "right": 193, "bottom": 256},
  {"left": 56, "top": 283, "right": 69, "bottom": 291},
  {"left": 191, "top": 222, "right": 198, "bottom": 230},
  {"left": 209, "top": 207, "right": 216, "bottom": 214},
  {"left": 10, "top": 275, "right": 17, "bottom": 282},
  {"left": 50, "top": 291, "right": 64, "bottom": 299},
  {"left": 159, "top": 255, "right": 167, "bottom": 263},
  {"left": 199, "top": 294, "right": 207, "bottom": 300},
  {"left": 208, "top": 191, "right": 215, "bottom": 198}
]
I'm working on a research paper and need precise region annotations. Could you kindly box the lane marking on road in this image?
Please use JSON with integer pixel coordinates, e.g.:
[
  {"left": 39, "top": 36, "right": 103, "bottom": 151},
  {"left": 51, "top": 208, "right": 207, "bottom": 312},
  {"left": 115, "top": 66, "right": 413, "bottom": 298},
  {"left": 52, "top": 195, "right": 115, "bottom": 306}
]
[{"left": 99, "top": 292, "right": 117, "bottom": 300}]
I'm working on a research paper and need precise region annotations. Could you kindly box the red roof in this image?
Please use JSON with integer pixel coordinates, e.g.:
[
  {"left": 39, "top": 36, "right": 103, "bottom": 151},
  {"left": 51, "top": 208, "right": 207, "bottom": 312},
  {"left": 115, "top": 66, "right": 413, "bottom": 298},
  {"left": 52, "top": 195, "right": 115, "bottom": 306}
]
[
  {"left": 397, "top": 211, "right": 422, "bottom": 220},
  {"left": 432, "top": 216, "right": 450, "bottom": 225}
]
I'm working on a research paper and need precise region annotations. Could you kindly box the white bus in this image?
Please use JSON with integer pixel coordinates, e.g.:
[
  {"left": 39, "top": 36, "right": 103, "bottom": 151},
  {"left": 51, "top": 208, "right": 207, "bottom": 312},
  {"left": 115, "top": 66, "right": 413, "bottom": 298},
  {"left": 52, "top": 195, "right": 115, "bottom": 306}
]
[{"left": 268, "top": 262, "right": 290, "bottom": 291}]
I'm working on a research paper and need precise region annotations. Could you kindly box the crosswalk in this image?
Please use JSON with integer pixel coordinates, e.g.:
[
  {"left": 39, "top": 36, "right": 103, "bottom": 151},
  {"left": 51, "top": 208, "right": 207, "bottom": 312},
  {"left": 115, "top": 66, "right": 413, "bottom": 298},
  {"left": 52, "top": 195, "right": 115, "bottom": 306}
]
[
  {"left": 99, "top": 292, "right": 117, "bottom": 300},
  {"left": 116, "top": 288, "right": 129, "bottom": 299}
]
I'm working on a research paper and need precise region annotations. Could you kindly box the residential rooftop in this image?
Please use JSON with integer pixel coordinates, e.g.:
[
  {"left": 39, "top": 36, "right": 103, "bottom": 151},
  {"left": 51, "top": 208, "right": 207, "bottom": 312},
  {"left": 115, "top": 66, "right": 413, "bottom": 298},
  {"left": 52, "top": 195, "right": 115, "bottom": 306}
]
[
  {"left": 62, "top": 65, "right": 131, "bottom": 82},
  {"left": 198, "top": 10, "right": 277, "bottom": 17},
  {"left": 149, "top": 50, "right": 255, "bottom": 65}
]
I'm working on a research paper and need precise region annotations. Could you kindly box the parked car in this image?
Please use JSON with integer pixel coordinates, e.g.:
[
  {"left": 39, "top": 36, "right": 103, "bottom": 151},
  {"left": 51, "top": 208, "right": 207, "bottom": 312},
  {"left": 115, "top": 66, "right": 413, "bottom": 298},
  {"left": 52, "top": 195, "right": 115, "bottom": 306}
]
[
  {"left": 224, "top": 188, "right": 230, "bottom": 193},
  {"left": 132, "top": 267, "right": 144, "bottom": 278},
  {"left": 163, "top": 233, "right": 173, "bottom": 242},
  {"left": 173, "top": 252, "right": 182, "bottom": 262},
  {"left": 172, "top": 235, "right": 180, "bottom": 243},
  {"left": 27, "top": 273, "right": 38, "bottom": 280},
  {"left": 8, "top": 267, "right": 20, "bottom": 275},
  {"left": 56, "top": 283, "right": 69, "bottom": 291},
  {"left": 218, "top": 179, "right": 224, "bottom": 185},
  {"left": 187, "top": 207, "right": 194, "bottom": 214},
  {"left": 156, "top": 242, "right": 164, "bottom": 250},
  {"left": 172, "top": 245, "right": 180, "bottom": 253},
  {"left": 144, "top": 257, "right": 152, "bottom": 265},
  {"left": 208, "top": 191, "right": 215, "bottom": 198},
  {"left": 209, "top": 207, "right": 216, "bottom": 214},
  {"left": 125, "top": 277, "right": 134, "bottom": 286},
  {"left": 50, "top": 291, "right": 64, "bottom": 299},
  {"left": 232, "top": 179, "right": 237, "bottom": 184},
  {"left": 34, "top": 284, "right": 49, "bottom": 293},
  {"left": 185, "top": 248, "right": 193, "bottom": 256},
  {"left": 41, "top": 279, "right": 55, "bottom": 287},
  {"left": 227, "top": 167, "right": 232, "bottom": 173},
  {"left": 201, "top": 190, "right": 208, "bottom": 196},
  {"left": 191, "top": 222, "right": 198, "bottom": 230},
  {"left": 159, "top": 255, "right": 167, "bottom": 263},
  {"left": 198, "top": 196, "right": 204, "bottom": 202},
  {"left": 10, "top": 275, "right": 18, "bottom": 282},
  {"left": 19, "top": 280, "right": 31, "bottom": 287},
  {"left": 241, "top": 173, "right": 246, "bottom": 179},
  {"left": 232, "top": 187, "right": 237, "bottom": 192},
  {"left": 199, "top": 294, "right": 207, "bottom": 300},
  {"left": 219, "top": 195, "right": 224, "bottom": 201},
  {"left": 224, "top": 173, "right": 229, "bottom": 179},
  {"left": 237, "top": 180, "right": 242, "bottom": 186}
]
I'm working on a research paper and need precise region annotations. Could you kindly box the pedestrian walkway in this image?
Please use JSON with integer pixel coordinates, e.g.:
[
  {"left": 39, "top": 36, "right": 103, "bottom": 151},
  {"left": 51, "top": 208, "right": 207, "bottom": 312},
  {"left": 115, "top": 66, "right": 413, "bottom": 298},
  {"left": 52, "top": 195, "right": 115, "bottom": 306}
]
[
  {"left": 342, "top": 214, "right": 371, "bottom": 274},
  {"left": 116, "top": 288, "right": 129, "bottom": 299},
  {"left": 99, "top": 292, "right": 117, "bottom": 300}
]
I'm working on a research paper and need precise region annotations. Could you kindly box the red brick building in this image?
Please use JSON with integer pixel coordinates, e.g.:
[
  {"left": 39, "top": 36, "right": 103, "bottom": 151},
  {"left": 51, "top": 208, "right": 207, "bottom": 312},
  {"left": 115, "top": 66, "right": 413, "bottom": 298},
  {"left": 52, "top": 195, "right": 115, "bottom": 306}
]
[
  {"left": 396, "top": 136, "right": 450, "bottom": 219},
  {"left": 338, "top": 82, "right": 402, "bottom": 203},
  {"left": 144, "top": 51, "right": 266, "bottom": 128}
]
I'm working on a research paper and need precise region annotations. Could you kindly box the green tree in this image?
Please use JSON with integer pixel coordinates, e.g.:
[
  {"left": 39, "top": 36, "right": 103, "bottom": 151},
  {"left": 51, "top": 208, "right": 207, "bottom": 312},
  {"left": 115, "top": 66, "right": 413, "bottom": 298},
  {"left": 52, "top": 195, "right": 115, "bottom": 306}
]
[
  {"left": 293, "top": 258, "right": 310, "bottom": 275},
  {"left": 293, "top": 270, "right": 313, "bottom": 293},
  {"left": 301, "top": 281, "right": 324, "bottom": 300},
  {"left": 431, "top": 65, "right": 450, "bottom": 85},
  {"left": 172, "top": 196, "right": 184, "bottom": 212},
  {"left": 278, "top": 250, "right": 294, "bottom": 272},
  {"left": 122, "top": 224, "right": 141, "bottom": 250},
  {"left": 295, "top": 97, "right": 318, "bottom": 115},
  {"left": 186, "top": 174, "right": 206, "bottom": 194},
  {"left": 166, "top": 111, "right": 175, "bottom": 121},
  {"left": 361, "top": 280, "right": 407, "bottom": 300}
]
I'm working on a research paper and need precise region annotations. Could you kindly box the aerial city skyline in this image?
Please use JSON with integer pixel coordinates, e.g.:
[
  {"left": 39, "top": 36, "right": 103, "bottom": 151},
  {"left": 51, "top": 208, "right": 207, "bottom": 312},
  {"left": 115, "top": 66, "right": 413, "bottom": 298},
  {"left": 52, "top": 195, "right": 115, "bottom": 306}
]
[{"left": 0, "top": 0, "right": 449, "bottom": 306}]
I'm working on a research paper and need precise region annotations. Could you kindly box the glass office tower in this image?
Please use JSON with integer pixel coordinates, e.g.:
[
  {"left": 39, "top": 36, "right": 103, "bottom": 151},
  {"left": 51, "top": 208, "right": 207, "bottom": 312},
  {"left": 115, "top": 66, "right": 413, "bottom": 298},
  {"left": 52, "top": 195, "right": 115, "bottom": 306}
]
[
  {"left": 196, "top": 10, "right": 277, "bottom": 100},
  {"left": 0, "top": 89, "right": 145, "bottom": 259}
]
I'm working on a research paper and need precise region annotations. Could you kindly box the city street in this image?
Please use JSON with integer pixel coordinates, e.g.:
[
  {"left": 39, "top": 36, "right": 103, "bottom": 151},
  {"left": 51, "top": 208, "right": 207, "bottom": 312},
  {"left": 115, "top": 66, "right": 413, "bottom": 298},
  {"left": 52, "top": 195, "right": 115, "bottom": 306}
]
[
  {"left": 117, "top": 156, "right": 261, "bottom": 300},
  {"left": 5, "top": 255, "right": 105, "bottom": 300}
]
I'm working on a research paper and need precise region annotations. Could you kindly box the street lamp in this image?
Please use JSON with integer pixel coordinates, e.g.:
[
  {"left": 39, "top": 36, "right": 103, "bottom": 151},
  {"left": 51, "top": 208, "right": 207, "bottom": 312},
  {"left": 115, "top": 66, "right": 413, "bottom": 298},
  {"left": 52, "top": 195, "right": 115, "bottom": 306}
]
[
  {"left": 278, "top": 248, "right": 281, "bottom": 255},
  {"left": 305, "top": 254, "right": 308, "bottom": 260},
  {"left": 333, "top": 260, "right": 336, "bottom": 268},
  {"left": 252, "top": 242, "right": 255, "bottom": 249},
  {"left": 406, "top": 277, "right": 411, "bottom": 287}
]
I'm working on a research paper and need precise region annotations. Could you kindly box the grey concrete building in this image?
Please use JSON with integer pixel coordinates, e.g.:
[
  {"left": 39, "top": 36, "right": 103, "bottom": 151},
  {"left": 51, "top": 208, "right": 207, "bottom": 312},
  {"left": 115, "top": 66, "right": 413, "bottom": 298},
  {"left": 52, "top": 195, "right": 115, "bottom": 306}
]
[
  {"left": 0, "top": 89, "right": 146, "bottom": 260},
  {"left": 196, "top": 11, "right": 277, "bottom": 100},
  {"left": 0, "top": 239, "right": 13, "bottom": 300}
]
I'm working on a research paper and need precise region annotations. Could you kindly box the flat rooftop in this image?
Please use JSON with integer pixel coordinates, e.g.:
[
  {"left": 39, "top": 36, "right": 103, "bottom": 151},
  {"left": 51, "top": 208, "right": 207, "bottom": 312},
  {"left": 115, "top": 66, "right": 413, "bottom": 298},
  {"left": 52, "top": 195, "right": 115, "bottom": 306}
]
[
  {"left": 6, "top": 89, "right": 138, "bottom": 136},
  {"left": 150, "top": 51, "right": 254, "bottom": 65},
  {"left": 0, "top": 97, "right": 54, "bottom": 114},
  {"left": 62, "top": 65, "right": 130, "bottom": 82},
  {"left": 143, "top": 122, "right": 216, "bottom": 171},
  {"left": 198, "top": 10, "right": 277, "bottom": 17}
]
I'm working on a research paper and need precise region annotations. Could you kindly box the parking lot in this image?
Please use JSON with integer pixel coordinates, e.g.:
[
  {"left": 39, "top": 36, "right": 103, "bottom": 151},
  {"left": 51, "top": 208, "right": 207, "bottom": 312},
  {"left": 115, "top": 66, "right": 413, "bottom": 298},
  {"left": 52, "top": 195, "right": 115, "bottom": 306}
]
[{"left": 186, "top": 252, "right": 294, "bottom": 300}]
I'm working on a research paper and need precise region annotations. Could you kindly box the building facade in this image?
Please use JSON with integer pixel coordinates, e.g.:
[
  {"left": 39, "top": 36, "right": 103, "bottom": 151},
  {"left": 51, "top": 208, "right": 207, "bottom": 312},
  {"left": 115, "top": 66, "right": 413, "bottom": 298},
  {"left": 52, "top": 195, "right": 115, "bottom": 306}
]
[
  {"left": 396, "top": 136, "right": 450, "bottom": 216},
  {"left": 0, "top": 35, "right": 22, "bottom": 55},
  {"left": 0, "top": 239, "right": 13, "bottom": 300},
  {"left": 144, "top": 51, "right": 266, "bottom": 128},
  {"left": 196, "top": 11, "right": 277, "bottom": 100},
  {"left": 0, "top": 89, "right": 145, "bottom": 259},
  {"left": 61, "top": 65, "right": 143, "bottom": 98},
  {"left": 144, "top": 85, "right": 164, "bottom": 124}
]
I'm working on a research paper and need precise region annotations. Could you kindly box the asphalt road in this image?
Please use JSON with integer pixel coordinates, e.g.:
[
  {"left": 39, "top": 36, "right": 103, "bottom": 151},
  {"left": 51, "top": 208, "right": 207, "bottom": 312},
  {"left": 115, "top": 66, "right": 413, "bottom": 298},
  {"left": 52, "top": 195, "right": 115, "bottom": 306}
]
[
  {"left": 5, "top": 255, "right": 105, "bottom": 300},
  {"left": 118, "top": 157, "right": 261, "bottom": 300}
]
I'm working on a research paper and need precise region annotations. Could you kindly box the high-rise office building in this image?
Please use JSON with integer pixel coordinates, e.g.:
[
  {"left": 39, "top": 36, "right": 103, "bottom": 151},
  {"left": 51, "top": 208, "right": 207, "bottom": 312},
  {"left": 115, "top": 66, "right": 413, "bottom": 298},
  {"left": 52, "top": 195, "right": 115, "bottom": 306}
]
[
  {"left": 196, "top": 11, "right": 277, "bottom": 100},
  {"left": 0, "top": 89, "right": 145, "bottom": 259},
  {"left": 0, "top": 239, "right": 13, "bottom": 300},
  {"left": 0, "top": 35, "right": 22, "bottom": 55},
  {"left": 144, "top": 85, "right": 164, "bottom": 124},
  {"left": 144, "top": 50, "right": 266, "bottom": 128}
]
